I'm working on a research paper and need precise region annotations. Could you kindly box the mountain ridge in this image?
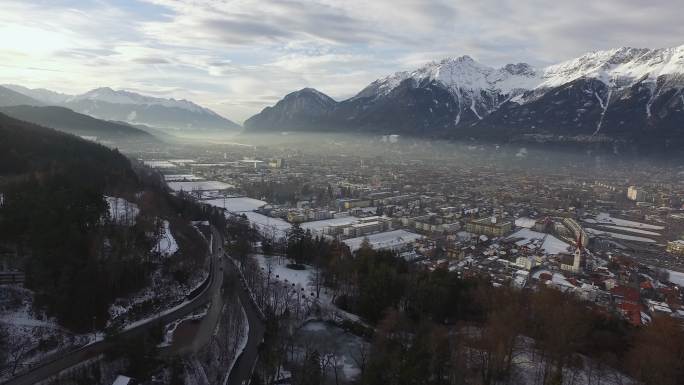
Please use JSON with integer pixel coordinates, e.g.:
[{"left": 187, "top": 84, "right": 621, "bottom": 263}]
[
  {"left": 0, "top": 105, "right": 156, "bottom": 143},
  {"left": 244, "top": 44, "right": 684, "bottom": 153},
  {"left": 3, "top": 84, "right": 241, "bottom": 132}
]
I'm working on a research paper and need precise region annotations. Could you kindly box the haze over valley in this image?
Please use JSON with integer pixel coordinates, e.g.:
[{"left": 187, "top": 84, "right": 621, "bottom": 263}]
[{"left": 1, "top": 1, "right": 684, "bottom": 385}]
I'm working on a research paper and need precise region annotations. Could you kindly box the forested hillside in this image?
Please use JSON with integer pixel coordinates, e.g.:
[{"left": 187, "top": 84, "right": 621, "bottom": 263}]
[
  {"left": 0, "top": 105, "right": 154, "bottom": 143},
  {"left": 0, "top": 113, "right": 224, "bottom": 335},
  {"left": 0, "top": 113, "right": 149, "bottom": 330}
]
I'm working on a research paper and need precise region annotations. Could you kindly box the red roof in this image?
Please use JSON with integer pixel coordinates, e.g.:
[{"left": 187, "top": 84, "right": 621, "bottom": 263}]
[
  {"left": 617, "top": 302, "right": 643, "bottom": 326},
  {"left": 611, "top": 285, "right": 640, "bottom": 303}
]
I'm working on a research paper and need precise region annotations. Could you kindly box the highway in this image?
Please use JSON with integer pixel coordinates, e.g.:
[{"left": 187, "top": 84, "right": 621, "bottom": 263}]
[{"left": 1, "top": 226, "right": 226, "bottom": 385}]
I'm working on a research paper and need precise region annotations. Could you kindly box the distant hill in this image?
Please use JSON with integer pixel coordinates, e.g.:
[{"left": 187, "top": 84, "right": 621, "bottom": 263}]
[
  {"left": 0, "top": 105, "right": 155, "bottom": 142},
  {"left": 244, "top": 88, "right": 337, "bottom": 131},
  {"left": 0, "top": 111, "right": 138, "bottom": 178},
  {"left": 0, "top": 85, "right": 44, "bottom": 107},
  {"left": 4, "top": 84, "right": 241, "bottom": 133}
]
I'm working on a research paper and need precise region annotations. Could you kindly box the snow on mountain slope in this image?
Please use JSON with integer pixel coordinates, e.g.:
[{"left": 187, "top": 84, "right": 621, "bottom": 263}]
[
  {"left": 359, "top": 45, "right": 684, "bottom": 104},
  {"left": 538, "top": 45, "right": 684, "bottom": 89},
  {"left": 357, "top": 56, "right": 538, "bottom": 100},
  {"left": 4, "top": 85, "right": 240, "bottom": 131},
  {"left": 69, "top": 87, "right": 213, "bottom": 115},
  {"left": 3, "top": 84, "right": 71, "bottom": 104},
  {"left": 352, "top": 56, "right": 540, "bottom": 123}
]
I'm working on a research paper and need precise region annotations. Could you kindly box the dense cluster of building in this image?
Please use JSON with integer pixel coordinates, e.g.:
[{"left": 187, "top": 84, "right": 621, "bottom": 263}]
[{"left": 139, "top": 138, "right": 684, "bottom": 327}]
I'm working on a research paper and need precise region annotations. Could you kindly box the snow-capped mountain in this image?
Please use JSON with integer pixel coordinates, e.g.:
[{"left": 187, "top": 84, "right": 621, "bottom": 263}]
[
  {"left": 537, "top": 46, "right": 684, "bottom": 89},
  {"left": 3, "top": 84, "right": 70, "bottom": 105},
  {"left": 245, "top": 44, "right": 684, "bottom": 153},
  {"left": 3, "top": 85, "right": 240, "bottom": 132},
  {"left": 69, "top": 87, "right": 212, "bottom": 115},
  {"left": 353, "top": 55, "right": 539, "bottom": 123},
  {"left": 0, "top": 85, "right": 44, "bottom": 107}
]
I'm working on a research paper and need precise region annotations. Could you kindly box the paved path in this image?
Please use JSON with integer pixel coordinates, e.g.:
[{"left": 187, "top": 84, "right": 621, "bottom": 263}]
[
  {"left": 224, "top": 259, "right": 266, "bottom": 385},
  {"left": 165, "top": 228, "right": 227, "bottom": 356},
  {"left": 2, "top": 227, "right": 225, "bottom": 385}
]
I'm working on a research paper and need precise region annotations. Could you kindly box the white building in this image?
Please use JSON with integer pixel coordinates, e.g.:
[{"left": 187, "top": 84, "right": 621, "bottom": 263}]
[{"left": 627, "top": 186, "right": 645, "bottom": 201}]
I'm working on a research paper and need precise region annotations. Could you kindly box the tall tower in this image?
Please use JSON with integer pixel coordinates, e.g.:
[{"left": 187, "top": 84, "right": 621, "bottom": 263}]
[{"left": 573, "top": 233, "right": 582, "bottom": 272}]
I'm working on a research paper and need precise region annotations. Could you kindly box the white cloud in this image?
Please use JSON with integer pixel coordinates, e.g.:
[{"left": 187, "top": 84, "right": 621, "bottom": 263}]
[{"left": 0, "top": 0, "right": 682, "bottom": 123}]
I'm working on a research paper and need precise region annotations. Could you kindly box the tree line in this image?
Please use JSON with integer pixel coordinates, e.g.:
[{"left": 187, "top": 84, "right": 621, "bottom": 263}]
[{"left": 243, "top": 224, "right": 684, "bottom": 385}]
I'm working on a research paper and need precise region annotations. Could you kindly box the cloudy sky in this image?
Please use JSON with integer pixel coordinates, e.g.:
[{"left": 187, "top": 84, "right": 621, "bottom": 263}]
[{"left": 1, "top": 0, "right": 682, "bottom": 122}]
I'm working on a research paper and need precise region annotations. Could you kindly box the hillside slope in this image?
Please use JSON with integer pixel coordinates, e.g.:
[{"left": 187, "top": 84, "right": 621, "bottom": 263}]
[{"left": 0, "top": 105, "right": 156, "bottom": 143}]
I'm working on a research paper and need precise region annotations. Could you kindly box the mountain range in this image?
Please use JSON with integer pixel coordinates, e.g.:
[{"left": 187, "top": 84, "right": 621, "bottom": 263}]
[
  {"left": 2, "top": 85, "right": 240, "bottom": 133},
  {"left": 0, "top": 104, "right": 154, "bottom": 142},
  {"left": 245, "top": 45, "right": 684, "bottom": 153}
]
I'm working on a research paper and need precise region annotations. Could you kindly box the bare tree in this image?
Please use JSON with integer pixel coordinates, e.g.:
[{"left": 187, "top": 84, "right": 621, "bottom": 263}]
[{"left": 7, "top": 333, "right": 31, "bottom": 376}]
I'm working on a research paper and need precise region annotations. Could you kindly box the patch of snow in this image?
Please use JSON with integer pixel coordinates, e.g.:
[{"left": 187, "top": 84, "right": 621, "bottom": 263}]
[
  {"left": 105, "top": 196, "right": 139, "bottom": 226},
  {"left": 153, "top": 220, "right": 179, "bottom": 257},
  {"left": 242, "top": 212, "right": 291, "bottom": 240},
  {"left": 203, "top": 197, "right": 267, "bottom": 213},
  {"left": 514, "top": 217, "right": 536, "bottom": 228},
  {"left": 159, "top": 304, "right": 210, "bottom": 348},
  {"left": 470, "top": 97, "right": 482, "bottom": 120},
  {"left": 255, "top": 254, "right": 313, "bottom": 290},
  {"left": 507, "top": 228, "right": 571, "bottom": 255},
  {"left": 593, "top": 90, "right": 611, "bottom": 135}
]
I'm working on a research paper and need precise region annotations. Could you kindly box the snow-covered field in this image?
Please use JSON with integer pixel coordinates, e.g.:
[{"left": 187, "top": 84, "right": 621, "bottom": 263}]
[
  {"left": 152, "top": 220, "right": 179, "bottom": 257},
  {"left": 255, "top": 254, "right": 314, "bottom": 292},
  {"left": 586, "top": 228, "right": 656, "bottom": 243},
  {"left": 105, "top": 196, "right": 139, "bottom": 226},
  {"left": 293, "top": 321, "right": 368, "bottom": 383},
  {"left": 167, "top": 180, "right": 234, "bottom": 192},
  {"left": 343, "top": 229, "right": 423, "bottom": 251},
  {"left": 203, "top": 197, "right": 267, "bottom": 213},
  {"left": 507, "top": 228, "right": 571, "bottom": 255},
  {"left": 243, "top": 212, "right": 291, "bottom": 239},
  {"left": 252, "top": 254, "right": 361, "bottom": 321}
]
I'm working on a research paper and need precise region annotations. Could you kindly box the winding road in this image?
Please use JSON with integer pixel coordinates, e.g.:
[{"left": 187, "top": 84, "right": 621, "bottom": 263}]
[
  {"left": 1, "top": 226, "right": 225, "bottom": 385},
  {"left": 224, "top": 259, "right": 266, "bottom": 385}
]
